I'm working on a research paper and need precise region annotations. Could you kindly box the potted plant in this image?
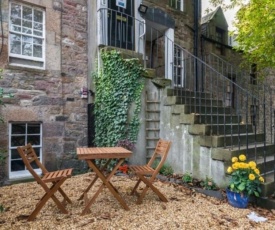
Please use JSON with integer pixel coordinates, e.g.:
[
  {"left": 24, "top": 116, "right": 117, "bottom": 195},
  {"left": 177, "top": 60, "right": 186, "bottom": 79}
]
[{"left": 226, "top": 154, "right": 264, "bottom": 208}]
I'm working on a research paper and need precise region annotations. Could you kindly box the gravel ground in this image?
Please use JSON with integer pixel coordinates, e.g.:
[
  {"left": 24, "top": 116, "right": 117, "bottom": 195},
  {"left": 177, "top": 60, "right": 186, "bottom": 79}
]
[{"left": 0, "top": 172, "right": 275, "bottom": 230}]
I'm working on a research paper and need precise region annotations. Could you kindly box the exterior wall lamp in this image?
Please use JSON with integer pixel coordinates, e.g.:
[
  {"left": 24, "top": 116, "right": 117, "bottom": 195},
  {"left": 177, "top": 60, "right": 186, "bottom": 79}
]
[{"left": 138, "top": 4, "right": 148, "bottom": 14}]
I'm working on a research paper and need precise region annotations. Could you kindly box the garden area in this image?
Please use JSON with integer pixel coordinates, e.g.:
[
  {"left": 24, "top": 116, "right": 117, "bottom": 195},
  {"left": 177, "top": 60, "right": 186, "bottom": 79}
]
[{"left": 0, "top": 171, "right": 275, "bottom": 229}]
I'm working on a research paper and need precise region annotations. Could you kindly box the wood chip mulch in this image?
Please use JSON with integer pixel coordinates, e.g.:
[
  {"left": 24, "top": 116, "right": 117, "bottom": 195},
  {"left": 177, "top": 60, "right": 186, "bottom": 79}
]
[{"left": 1, "top": 172, "right": 275, "bottom": 230}]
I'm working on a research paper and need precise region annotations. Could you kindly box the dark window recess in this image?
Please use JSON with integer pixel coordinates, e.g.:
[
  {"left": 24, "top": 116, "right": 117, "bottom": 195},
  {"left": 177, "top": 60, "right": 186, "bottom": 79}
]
[
  {"left": 88, "top": 103, "right": 95, "bottom": 147},
  {"left": 215, "top": 27, "right": 224, "bottom": 55},
  {"left": 169, "top": 0, "right": 182, "bottom": 10},
  {"left": 250, "top": 63, "right": 257, "bottom": 85}
]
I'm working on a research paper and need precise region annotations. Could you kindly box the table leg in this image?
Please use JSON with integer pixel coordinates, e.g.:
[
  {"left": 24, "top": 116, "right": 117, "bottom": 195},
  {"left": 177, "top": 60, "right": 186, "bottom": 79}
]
[
  {"left": 78, "top": 159, "right": 112, "bottom": 201},
  {"left": 81, "top": 158, "right": 129, "bottom": 215}
]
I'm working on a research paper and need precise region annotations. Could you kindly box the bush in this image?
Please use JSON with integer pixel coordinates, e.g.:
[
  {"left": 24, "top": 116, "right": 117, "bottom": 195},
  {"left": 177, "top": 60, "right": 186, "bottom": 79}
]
[
  {"left": 200, "top": 176, "right": 218, "bottom": 190},
  {"left": 182, "top": 172, "right": 193, "bottom": 183},
  {"left": 152, "top": 160, "right": 174, "bottom": 176}
]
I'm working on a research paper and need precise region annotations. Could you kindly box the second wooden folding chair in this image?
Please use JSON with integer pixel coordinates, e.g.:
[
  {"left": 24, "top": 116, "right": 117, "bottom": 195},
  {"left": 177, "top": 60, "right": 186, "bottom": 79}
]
[
  {"left": 129, "top": 139, "right": 171, "bottom": 204},
  {"left": 17, "top": 143, "right": 73, "bottom": 221}
]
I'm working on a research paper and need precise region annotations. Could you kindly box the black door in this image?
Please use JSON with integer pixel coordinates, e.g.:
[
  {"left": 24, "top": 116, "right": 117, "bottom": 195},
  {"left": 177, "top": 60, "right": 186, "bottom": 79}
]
[{"left": 108, "top": 0, "right": 134, "bottom": 50}]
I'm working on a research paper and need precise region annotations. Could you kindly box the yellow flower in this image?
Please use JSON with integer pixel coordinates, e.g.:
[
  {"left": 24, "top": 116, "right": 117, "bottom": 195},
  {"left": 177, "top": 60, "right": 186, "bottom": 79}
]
[
  {"left": 239, "top": 162, "right": 249, "bottom": 169},
  {"left": 254, "top": 168, "right": 260, "bottom": 175},
  {"left": 239, "top": 154, "right": 246, "bottom": 162},
  {"left": 249, "top": 174, "right": 256, "bottom": 180},
  {"left": 232, "top": 157, "right": 238, "bottom": 163},
  {"left": 227, "top": 167, "right": 233, "bottom": 174},
  {"left": 248, "top": 161, "right": 257, "bottom": 169},
  {"left": 259, "top": 177, "right": 264, "bottom": 183},
  {"left": 232, "top": 162, "right": 239, "bottom": 170}
]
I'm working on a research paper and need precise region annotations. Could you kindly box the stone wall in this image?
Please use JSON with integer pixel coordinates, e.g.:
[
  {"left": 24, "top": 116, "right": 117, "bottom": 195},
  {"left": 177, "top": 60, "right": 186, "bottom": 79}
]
[{"left": 0, "top": 0, "right": 89, "bottom": 179}]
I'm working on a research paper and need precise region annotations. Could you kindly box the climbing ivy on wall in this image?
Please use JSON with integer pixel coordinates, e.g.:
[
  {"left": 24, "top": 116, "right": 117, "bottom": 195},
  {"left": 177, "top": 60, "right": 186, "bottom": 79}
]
[{"left": 94, "top": 50, "right": 146, "bottom": 147}]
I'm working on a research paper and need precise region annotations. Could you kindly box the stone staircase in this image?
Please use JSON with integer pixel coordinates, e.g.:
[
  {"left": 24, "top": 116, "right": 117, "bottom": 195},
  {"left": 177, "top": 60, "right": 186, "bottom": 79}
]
[{"left": 164, "top": 88, "right": 275, "bottom": 203}]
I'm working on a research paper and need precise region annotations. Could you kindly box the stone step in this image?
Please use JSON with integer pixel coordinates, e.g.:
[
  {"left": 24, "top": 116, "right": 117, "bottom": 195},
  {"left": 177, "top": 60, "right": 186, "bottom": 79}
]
[
  {"left": 180, "top": 113, "right": 242, "bottom": 125},
  {"left": 211, "top": 143, "right": 275, "bottom": 161},
  {"left": 259, "top": 172, "right": 275, "bottom": 198},
  {"left": 188, "top": 124, "right": 253, "bottom": 136},
  {"left": 164, "top": 96, "right": 223, "bottom": 107},
  {"left": 166, "top": 88, "right": 212, "bottom": 99},
  {"left": 172, "top": 104, "right": 232, "bottom": 115},
  {"left": 199, "top": 133, "right": 265, "bottom": 148}
]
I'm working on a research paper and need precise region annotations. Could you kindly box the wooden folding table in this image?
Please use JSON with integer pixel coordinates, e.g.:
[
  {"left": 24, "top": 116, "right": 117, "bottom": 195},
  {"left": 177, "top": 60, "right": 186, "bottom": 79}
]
[{"left": 77, "top": 147, "right": 132, "bottom": 215}]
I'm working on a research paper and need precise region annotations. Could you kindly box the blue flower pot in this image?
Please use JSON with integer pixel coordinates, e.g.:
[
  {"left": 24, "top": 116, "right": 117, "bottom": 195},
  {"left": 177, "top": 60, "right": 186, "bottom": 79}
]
[{"left": 226, "top": 189, "right": 249, "bottom": 208}]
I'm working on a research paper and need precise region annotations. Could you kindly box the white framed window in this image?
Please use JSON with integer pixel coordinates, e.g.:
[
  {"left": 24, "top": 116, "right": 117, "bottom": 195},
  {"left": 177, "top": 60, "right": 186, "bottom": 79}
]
[
  {"left": 9, "top": 2, "right": 45, "bottom": 69},
  {"left": 169, "top": 0, "right": 184, "bottom": 11},
  {"left": 9, "top": 122, "right": 42, "bottom": 179},
  {"left": 173, "top": 45, "right": 184, "bottom": 86}
]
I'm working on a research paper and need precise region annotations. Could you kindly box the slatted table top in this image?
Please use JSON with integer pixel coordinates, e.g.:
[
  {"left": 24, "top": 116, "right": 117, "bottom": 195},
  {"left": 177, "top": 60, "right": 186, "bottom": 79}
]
[{"left": 77, "top": 147, "right": 132, "bottom": 160}]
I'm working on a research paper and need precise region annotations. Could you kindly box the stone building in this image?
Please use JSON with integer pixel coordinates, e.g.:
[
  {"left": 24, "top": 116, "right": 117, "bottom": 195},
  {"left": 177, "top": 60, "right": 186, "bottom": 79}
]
[
  {"left": 0, "top": 0, "right": 89, "bottom": 182},
  {"left": 2, "top": 0, "right": 273, "bottom": 198},
  {"left": 0, "top": 0, "right": 201, "bottom": 183}
]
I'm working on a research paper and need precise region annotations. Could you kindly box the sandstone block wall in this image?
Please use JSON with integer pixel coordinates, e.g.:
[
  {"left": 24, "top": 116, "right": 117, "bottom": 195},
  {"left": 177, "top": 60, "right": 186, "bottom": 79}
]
[{"left": 0, "top": 0, "right": 88, "bottom": 178}]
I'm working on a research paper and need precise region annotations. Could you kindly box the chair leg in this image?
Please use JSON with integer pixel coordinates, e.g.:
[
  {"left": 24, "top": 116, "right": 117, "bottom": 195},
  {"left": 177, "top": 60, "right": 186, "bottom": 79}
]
[
  {"left": 28, "top": 179, "right": 68, "bottom": 221},
  {"left": 58, "top": 187, "right": 72, "bottom": 204},
  {"left": 136, "top": 175, "right": 168, "bottom": 204},
  {"left": 130, "top": 178, "right": 142, "bottom": 195}
]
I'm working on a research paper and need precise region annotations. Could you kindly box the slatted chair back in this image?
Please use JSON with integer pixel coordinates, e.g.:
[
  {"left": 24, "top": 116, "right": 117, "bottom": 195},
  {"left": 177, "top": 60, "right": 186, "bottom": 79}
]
[
  {"left": 129, "top": 139, "right": 171, "bottom": 204},
  {"left": 17, "top": 143, "right": 48, "bottom": 184},
  {"left": 146, "top": 139, "right": 171, "bottom": 177}
]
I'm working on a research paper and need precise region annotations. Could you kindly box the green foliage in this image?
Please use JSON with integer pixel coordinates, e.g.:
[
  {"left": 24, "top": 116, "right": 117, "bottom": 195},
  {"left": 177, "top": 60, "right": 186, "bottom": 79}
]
[
  {"left": 200, "top": 176, "right": 218, "bottom": 190},
  {"left": 209, "top": 0, "right": 275, "bottom": 72},
  {"left": 182, "top": 172, "right": 193, "bottom": 183},
  {"left": 152, "top": 160, "right": 174, "bottom": 176},
  {"left": 0, "top": 204, "right": 4, "bottom": 213},
  {"left": 94, "top": 50, "right": 145, "bottom": 147},
  {"left": 0, "top": 150, "right": 7, "bottom": 166}
]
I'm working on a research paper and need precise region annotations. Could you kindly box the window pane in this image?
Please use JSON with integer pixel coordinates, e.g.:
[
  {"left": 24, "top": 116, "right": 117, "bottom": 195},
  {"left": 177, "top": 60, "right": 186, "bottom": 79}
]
[
  {"left": 177, "top": 0, "right": 181, "bottom": 10},
  {"left": 22, "top": 42, "right": 32, "bottom": 56},
  {"left": 34, "top": 22, "right": 43, "bottom": 31},
  {"left": 11, "top": 160, "right": 25, "bottom": 171},
  {"left": 22, "top": 35, "right": 32, "bottom": 43},
  {"left": 33, "top": 45, "right": 42, "bottom": 58},
  {"left": 10, "top": 17, "right": 21, "bottom": 26},
  {"left": 22, "top": 28, "right": 32, "bottom": 34},
  {"left": 23, "top": 19, "right": 32, "bottom": 28},
  {"left": 27, "top": 124, "right": 41, "bottom": 134},
  {"left": 11, "top": 136, "right": 25, "bottom": 146},
  {"left": 34, "top": 30, "right": 42, "bottom": 36},
  {"left": 12, "top": 123, "right": 26, "bottom": 134},
  {"left": 23, "top": 6, "right": 32, "bottom": 20},
  {"left": 11, "top": 25, "right": 21, "bottom": 32},
  {"left": 34, "top": 10, "right": 43, "bottom": 23},
  {"left": 27, "top": 135, "right": 40, "bottom": 145},
  {"left": 30, "top": 161, "right": 39, "bottom": 169},
  {"left": 11, "top": 149, "right": 20, "bottom": 159},
  {"left": 170, "top": 0, "right": 175, "bottom": 8},
  {"left": 33, "top": 148, "right": 40, "bottom": 157},
  {"left": 11, "top": 3, "right": 21, "bottom": 18},
  {"left": 10, "top": 40, "right": 21, "bottom": 54},
  {"left": 33, "top": 38, "right": 42, "bottom": 45}
]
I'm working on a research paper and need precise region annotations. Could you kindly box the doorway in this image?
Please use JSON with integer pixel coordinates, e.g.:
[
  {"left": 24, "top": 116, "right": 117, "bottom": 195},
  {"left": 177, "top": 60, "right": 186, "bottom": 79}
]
[{"left": 108, "top": 0, "right": 135, "bottom": 50}]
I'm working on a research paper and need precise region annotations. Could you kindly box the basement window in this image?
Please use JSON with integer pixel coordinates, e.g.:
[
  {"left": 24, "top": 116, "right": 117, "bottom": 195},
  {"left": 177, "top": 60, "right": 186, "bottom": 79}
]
[{"left": 9, "top": 122, "right": 42, "bottom": 179}]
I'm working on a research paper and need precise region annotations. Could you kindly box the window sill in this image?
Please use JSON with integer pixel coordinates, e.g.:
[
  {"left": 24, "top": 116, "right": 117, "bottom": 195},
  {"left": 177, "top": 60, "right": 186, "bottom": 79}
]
[{"left": 6, "top": 64, "right": 47, "bottom": 73}]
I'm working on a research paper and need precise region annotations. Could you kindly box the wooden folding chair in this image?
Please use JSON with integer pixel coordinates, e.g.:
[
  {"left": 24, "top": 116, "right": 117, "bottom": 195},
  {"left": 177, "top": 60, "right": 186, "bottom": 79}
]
[
  {"left": 17, "top": 143, "right": 73, "bottom": 221},
  {"left": 129, "top": 139, "right": 171, "bottom": 204}
]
